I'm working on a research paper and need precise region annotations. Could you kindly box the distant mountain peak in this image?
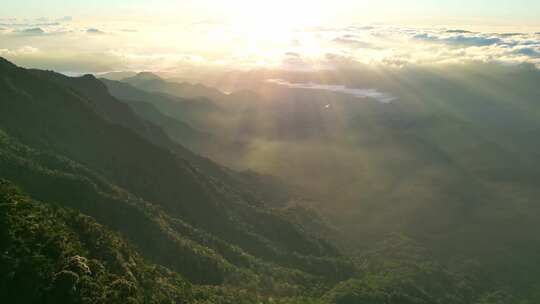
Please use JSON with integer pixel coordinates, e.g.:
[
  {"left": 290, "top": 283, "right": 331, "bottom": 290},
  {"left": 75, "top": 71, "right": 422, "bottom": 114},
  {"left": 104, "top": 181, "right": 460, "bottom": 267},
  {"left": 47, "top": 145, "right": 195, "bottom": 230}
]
[
  {"left": 132, "top": 71, "right": 163, "bottom": 81},
  {"left": 0, "top": 57, "right": 16, "bottom": 70},
  {"left": 80, "top": 73, "right": 97, "bottom": 80}
]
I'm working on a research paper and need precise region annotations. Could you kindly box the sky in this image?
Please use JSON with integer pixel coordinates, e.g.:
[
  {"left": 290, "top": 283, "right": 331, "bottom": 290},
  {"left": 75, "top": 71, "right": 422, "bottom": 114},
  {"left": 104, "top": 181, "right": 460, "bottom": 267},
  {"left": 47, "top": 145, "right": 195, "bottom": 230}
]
[
  {"left": 1, "top": 1, "right": 540, "bottom": 74},
  {"left": 2, "top": 0, "right": 540, "bottom": 27}
]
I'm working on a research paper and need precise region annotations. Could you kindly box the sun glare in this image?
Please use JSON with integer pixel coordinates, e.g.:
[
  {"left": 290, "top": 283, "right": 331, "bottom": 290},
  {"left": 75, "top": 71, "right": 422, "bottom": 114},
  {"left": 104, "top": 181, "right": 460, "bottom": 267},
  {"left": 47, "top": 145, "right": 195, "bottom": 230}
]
[
  {"left": 230, "top": 0, "right": 327, "bottom": 36},
  {"left": 210, "top": 0, "right": 331, "bottom": 67}
]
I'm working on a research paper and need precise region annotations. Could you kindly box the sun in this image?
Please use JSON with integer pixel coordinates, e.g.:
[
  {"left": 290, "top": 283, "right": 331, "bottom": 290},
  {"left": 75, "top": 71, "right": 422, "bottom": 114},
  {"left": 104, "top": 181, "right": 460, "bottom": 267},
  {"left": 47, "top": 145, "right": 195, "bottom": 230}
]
[{"left": 229, "top": 0, "right": 327, "bottom": 37}]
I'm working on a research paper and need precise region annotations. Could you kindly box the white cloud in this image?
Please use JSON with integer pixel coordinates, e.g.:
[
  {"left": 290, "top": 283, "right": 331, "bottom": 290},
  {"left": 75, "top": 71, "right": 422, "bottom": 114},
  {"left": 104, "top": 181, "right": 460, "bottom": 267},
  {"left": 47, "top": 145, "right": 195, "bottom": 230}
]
[
  {"left": 0, "top": 46, "right": 39, "bottom": 56},
  {"left": 310, "top": 25, "right": 540, "bottom": 68},
  {"left": 333, "top": 35, "right": 377, "bottom": 49},
  {"left": 267, "top": 79, "right": 396, "bottom": 103}
]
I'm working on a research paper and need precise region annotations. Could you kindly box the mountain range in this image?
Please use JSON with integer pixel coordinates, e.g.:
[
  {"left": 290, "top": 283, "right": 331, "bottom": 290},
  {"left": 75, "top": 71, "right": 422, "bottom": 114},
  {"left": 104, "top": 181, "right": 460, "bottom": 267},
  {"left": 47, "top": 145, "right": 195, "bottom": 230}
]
[{"left": 2, "top": 57, "right": 540, "bottom": 303}]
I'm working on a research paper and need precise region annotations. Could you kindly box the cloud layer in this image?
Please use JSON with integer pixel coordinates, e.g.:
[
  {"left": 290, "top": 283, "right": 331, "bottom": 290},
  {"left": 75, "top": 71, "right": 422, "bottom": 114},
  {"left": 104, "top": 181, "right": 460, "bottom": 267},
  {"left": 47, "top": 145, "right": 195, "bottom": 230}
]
[
  {"left": 1, "top": 17, "right": 539, "bottom": 73},
  {"left": 282, "top": 25, "right": 540, "bottom": 69}
]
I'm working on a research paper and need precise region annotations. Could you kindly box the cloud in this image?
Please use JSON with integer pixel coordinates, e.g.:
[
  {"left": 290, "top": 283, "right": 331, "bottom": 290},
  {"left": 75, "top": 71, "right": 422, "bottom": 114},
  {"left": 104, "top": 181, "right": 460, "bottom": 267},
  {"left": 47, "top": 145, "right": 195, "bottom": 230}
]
[
  {"left": 86, "top": 28, "right": 106, "bottom": 35},
  {"left": 324, "top": 52, "right": 359, "bottom": 65},
  {"left": 497, "top": 32, "right": 524, "bottom": 37},
  {"left": 0, "top": 46, "right": 40, "bottom": 56},
  {"left": 516, "top": 40, "right": 540, "bottom": 46},
  {"left": 284, "top": 52, "right": 301, "bottom": 57},
  {"left": 414, "top": 33, "right": 502, "bottom": 46},
  {"left": 0, "top": 16, "right": 63, "bottom": 28},
  {"left": 18, "top": 27, "right": 45, "bottom": 35},
  {"left": 104, "top": 49, "right": 207, "bottom": 72},
  {"left": 513, "top": 47, "right": 540, "bottom": 58},
  {"left": 445, "top": 35, "right": 503, "bottom": 46},
  {"left": 2, "top": 21, "right": 540, "bottom": 73},
  {"left": 333, "top": 35, "right": 375, "bottom": 48},
  {"left": 446, "top": 29, "right": 473, "bottom": 34},
  {"left": 3, "top": 25, "right": 73, "bottom": 36},
  {"left": 1, "top": 48, "right": 125, "bottom": 73},
  {"left": 325, "top": 26, "right": 540, "bottom": 68},
  {"left": 56, "top": 16, "right": 73, "bottom": 22},
  {"left": 345, "top": 25, "right": 375, "bottom": 31},
  {"left": 280, "top": 54, "right": 309, "bottom": 69},
  {"left": 267, "top": 79, "right": 396, "bottom": 103}
]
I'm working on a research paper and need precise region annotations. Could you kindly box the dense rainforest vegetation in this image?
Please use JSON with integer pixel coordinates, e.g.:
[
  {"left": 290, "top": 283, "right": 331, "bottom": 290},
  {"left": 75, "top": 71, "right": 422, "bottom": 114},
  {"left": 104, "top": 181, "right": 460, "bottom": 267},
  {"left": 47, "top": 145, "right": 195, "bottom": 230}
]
[{"left": 1, "top": 56, "right": 539, "bottom": 303}]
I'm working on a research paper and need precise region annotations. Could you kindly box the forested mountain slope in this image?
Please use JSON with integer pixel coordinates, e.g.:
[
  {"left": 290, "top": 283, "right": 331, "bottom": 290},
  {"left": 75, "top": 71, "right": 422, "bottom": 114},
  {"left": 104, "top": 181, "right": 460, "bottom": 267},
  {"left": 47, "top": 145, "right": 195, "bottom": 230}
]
[
  {"left": 0, "top": 57, "right": 353, "bottom": 286},
  {"left": 1, "top": 57, "right": 538, "bottom": 303}
]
